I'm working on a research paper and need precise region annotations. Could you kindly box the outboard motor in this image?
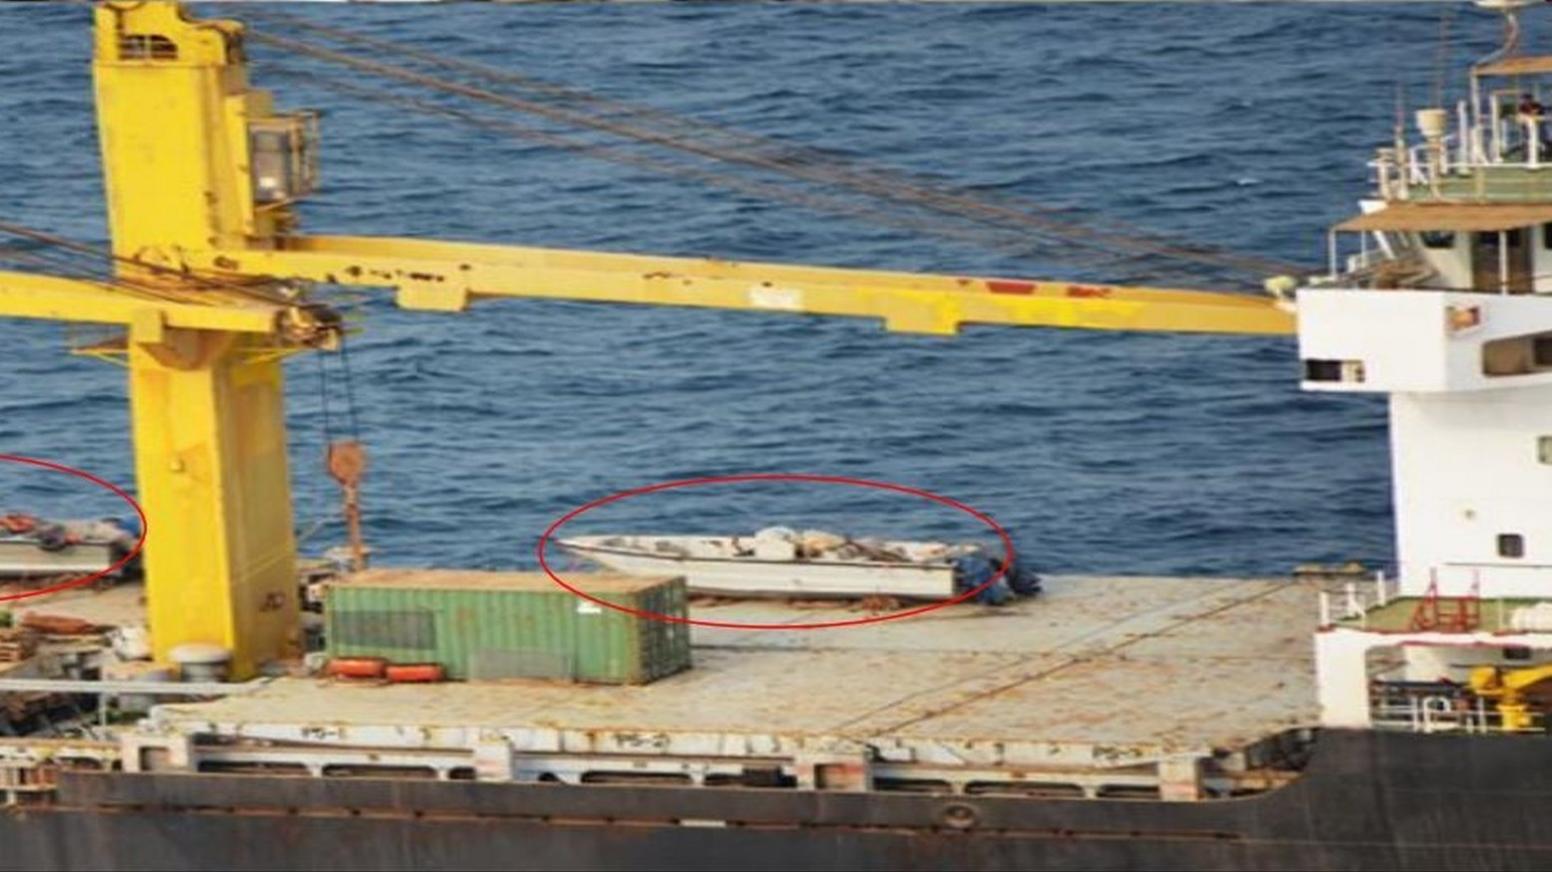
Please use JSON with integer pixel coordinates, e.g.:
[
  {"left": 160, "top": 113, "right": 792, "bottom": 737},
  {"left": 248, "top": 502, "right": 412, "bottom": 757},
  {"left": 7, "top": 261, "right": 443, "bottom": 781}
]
[{"left": 952, "top": 550, "right": 1042, "bottom": 605}]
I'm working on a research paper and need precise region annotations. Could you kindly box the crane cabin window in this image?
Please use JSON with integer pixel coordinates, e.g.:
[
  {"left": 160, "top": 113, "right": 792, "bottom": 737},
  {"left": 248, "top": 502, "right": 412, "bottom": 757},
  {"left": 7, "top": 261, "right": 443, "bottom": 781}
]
[
  {"left": 117, "top": 34, "right": 177, "bottom": 61},
  {"left": 247, "top": 114, "right": 319, "bottom": 206}
]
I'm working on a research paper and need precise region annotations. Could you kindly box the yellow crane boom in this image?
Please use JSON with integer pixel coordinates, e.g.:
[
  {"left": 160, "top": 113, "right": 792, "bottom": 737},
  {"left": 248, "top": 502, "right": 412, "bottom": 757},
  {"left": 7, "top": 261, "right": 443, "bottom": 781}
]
[
  {"left": 194, "top": 235, "right": 1292, "bottom": 337},
  {"left": 0, "top": 270, "right": 295, "bottom": 336},
  {"left": 1, "top": 1, "right": 1294, "bottom": 675}
]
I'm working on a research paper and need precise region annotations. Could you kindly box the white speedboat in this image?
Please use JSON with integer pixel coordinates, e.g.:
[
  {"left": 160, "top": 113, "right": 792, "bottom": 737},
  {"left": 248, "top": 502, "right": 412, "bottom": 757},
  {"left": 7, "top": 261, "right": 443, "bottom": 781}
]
[{"left": 557, "top": 527, "right": 983, "bottom": 599}]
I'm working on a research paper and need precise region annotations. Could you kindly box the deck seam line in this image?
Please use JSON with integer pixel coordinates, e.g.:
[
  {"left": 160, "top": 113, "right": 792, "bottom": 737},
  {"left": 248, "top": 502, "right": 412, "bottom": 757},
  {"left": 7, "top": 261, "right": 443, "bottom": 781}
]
[{"left": 843, "top": 581, "right": 1301, "bottom": 738}]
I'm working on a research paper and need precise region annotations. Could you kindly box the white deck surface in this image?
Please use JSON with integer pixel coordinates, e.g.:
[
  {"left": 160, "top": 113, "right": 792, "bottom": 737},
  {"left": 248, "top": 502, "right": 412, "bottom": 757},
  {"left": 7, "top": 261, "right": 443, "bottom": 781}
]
[{"left": 145, "top": 575, "right": 1319, "bottom": 762}]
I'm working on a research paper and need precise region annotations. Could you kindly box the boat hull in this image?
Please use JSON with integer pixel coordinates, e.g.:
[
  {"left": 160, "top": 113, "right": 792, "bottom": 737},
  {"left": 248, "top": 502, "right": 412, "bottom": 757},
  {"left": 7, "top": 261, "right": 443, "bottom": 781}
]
[
  {"left": 0, "top": 539, "right": 117, "bottom": 576},
  {"left": 4, "top": 729, "right": 1550, "bottom": 870},
  {"left": 561, "top": 541, "right": 957, "bottom": 599}
]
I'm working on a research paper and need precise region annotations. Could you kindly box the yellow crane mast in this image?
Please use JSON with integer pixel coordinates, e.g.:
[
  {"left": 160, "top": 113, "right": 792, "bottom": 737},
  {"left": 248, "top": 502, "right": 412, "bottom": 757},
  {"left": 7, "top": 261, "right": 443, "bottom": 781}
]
[{"left": 0, "top": 1, "right": 1294, "bottom": 677}]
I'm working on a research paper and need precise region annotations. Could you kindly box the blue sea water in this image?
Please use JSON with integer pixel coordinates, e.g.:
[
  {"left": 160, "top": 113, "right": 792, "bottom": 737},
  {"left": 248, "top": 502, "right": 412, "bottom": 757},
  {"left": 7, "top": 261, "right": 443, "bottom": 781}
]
[{"left": 0, "top": 2, "right": 1506, "bottom": 577}]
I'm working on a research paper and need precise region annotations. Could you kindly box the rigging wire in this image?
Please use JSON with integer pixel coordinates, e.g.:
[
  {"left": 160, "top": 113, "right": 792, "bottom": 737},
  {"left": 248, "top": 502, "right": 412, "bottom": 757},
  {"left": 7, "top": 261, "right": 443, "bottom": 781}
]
[
  {"left": 0, "top": 233, "right": 197, "bottom": 304},
  {"left": 244, "top": 18, "right": 1305, "bottom": 285},
  {"left": 247, "top": 9, "right": 1303, "bottom": 279},
  {"left": 267, "top": 68, "right": 1151, "bottom": 279},
  {"left": 249, "top": 30, "right": 1255, "bottom": 280},
  {"left": 0, "top": 244, "right": 118, "bottom": 284},
  {"left": 0, "top": 217, "right": 299, "bottom": 307},
  {"left": 316, "top": 350, "right": 334, "bottom": 447},
  {"left": 1434, "top": 4, "right": 1457, "bottom": 109},
  {"left": 0, "top": 219, "right": 347, "bottom": 358},
  {"left": 303, "top": 328, "right": 351, "bottom": 550},
  {"left": 0, "top": 247, "right": 160, "bottom": 352},
  {"left": 337, "top": 335, "right": 361, "bottom": 442}
]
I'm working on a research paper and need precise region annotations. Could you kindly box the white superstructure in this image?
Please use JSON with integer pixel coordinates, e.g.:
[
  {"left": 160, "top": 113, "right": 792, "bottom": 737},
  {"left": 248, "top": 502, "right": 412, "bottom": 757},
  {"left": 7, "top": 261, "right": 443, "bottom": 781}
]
[{"left": 1308, "top": 0, "right": 1552, "bottom": 731}]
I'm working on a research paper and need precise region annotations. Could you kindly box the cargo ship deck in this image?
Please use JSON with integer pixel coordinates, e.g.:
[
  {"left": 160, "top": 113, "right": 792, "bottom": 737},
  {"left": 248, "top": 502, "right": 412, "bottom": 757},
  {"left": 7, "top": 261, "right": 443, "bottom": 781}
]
[{"left": 106, "top": 575, "right": 1320, "bottom": 797}]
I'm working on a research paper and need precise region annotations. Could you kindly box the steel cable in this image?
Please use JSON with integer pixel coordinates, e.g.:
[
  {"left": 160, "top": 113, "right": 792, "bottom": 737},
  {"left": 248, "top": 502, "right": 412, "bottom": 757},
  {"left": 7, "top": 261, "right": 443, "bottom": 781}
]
[
  {"left": 247, "top": 9, "right": 1303, "bottom": 279},
  {"left": 245, "top": 21, "right": 1303, "bottom": 287},
  {"left": 269, "top": 69, "right": 1158, "bottom": 279},
  {"left": 0, "top": 218, "right": 301, "bottom": 307}
]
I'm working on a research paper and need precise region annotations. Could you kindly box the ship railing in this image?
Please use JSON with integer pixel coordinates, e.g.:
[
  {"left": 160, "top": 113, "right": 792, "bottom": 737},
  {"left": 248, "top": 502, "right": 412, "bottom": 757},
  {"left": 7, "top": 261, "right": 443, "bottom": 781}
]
[
  {"left": 1370, "top": 697, "right": 1546, "bottom": 735},
  {"left": 1369, "top": 686, "right": 1493, "bottom": 735},
  {"left": 1317, "top": 570, "right": 1399, "bottom": 630},
  {"left": 1409, "top": 695, "right": 1491, "bottom": 734},
  {"left": 1372, "top": 126, "right": 1471, "bottom": 199},
  {"left": 1373, "top": 116, "right": 1552, "bottom": 200}
]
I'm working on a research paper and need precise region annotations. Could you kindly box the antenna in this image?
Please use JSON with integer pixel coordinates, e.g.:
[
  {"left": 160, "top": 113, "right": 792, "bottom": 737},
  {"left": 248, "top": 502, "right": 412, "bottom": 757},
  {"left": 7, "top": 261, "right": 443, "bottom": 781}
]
[
  {"left": 1395, "top": 80, "right": 1407, "bottom": 149},
  {"left": 1434, "top": 5, "right": 1455, "bottom": 108},
  {"left": 1474, "top": 0, "right": 1539, "bottom": 63}
]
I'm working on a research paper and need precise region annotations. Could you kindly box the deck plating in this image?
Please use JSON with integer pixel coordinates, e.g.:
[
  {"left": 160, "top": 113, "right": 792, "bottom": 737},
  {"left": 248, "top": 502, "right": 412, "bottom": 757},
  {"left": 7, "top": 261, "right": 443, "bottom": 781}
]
[{"left": 125, "top": 575, "right": 1317, "bottom": 800}]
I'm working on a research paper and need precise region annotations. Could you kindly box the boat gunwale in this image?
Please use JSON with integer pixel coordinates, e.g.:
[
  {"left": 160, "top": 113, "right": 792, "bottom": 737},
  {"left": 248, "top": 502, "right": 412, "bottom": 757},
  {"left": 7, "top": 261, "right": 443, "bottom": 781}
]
[{"left": 556, "top": 538, "right": 962, "bottom": 571}]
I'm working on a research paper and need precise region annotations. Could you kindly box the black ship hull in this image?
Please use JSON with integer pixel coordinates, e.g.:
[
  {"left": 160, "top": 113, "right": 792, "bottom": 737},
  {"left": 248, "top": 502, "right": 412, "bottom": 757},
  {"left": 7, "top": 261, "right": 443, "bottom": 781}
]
[{"left": 3, "top": 729, "right": 1548, "bottom": 870}]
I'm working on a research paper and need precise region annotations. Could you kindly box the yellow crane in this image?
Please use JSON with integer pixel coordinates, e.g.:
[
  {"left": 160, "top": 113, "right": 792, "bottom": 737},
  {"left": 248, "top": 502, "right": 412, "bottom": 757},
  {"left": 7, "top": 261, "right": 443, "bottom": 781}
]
[{"left": 0, "top": 1, "right": 1294, "bottom": 677}]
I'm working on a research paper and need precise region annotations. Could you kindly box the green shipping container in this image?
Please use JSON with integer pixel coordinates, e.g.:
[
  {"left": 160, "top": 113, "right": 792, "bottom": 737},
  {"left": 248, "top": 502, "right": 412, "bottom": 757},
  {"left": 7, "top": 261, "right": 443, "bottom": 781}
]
[{"left": 325, "top": 569, "right": 690, "bottom": 684}]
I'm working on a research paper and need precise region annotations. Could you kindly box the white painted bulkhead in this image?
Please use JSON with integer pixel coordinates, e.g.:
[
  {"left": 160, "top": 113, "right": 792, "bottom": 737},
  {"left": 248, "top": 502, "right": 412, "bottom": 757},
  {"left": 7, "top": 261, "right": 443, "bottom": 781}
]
[
  {"left": 1389, "top": 387, "right": 1552, "bottom": 597},
  {"left": 1302, "top": 288, "right": 1552, "bottom": 729},
  {"left": 1297, "top": 288, "right": 1552, "bottom": 392},
  {"left": 1298, "top": 287, "right": 1552, "bottom": 598}
]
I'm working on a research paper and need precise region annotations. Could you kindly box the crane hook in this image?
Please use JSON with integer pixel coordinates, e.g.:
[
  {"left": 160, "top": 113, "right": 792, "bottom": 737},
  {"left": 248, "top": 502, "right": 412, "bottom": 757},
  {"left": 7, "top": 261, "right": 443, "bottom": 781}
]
[{"left": 326, "top": 439, "right": 368, "bottom": 573}]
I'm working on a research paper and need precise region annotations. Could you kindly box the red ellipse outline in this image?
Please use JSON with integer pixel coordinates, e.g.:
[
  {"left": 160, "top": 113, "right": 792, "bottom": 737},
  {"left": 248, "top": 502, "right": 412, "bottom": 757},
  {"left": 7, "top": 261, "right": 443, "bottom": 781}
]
[
  {"left": 536, "top": 473, "right": 1015, "bottom": 630},
  {"left": 0, "top": 454, "right": 147, "bottom": 604}
]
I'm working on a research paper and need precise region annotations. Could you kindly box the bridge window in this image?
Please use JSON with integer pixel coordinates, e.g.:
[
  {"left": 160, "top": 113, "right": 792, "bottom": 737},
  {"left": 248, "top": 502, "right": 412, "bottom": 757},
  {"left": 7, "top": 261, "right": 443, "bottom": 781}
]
[
  {"left": 1482, "top": 332, "right": 1552, "bottom": 376},
  {"left": 1499, "top": 533, "right": 1526, "bottom": 559}
]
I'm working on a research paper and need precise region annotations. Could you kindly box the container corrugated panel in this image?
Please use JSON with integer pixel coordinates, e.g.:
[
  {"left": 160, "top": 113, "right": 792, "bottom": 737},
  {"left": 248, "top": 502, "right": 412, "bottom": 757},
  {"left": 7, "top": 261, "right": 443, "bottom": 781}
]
[{"left": 324, "top": 569, "right": 690, "bottom": 684}]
